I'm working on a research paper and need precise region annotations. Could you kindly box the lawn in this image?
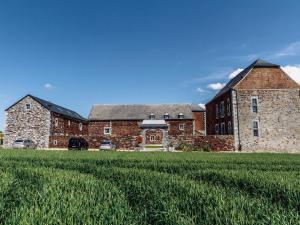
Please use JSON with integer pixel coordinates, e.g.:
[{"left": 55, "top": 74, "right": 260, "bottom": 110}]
[{"left": 0, "top": 150, "right": 299, "bottom": 225}]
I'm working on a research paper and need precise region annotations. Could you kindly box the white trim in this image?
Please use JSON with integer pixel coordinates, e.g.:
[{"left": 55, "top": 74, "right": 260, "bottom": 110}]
[
  {"left": 150, "top": 135, "right": 156, "bottom": 142},
  {"left": 79, "top": 123, "right": 83, "bottom": 131},
  {"left": 251, "top": 96, "right": 258, "bottom": 113},
  {"left": 53, "top": 140, "right": 58, "bottom": 146},
  {"left": 54, "top": 118, "right": 59, "bottom": 127},
  {"left": 25, "top": 103, "right": 32, "bottom": 111},
  {"left": 104, "top": 127, "right": 112, "bottom": 135},
  {"left": 179, "top": 124, "right": 185, "bottom": 131}
]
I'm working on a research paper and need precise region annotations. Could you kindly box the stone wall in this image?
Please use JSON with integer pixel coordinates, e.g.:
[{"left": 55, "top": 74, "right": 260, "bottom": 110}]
[
  {"left": 194, "top": 135, "right": 234, "bottom": 151},
  {"left": 235, "top": 89, "right": 300, "bottom": 152},
  {"left": 193, "top": 111, "right": 206, "bottom": 134},
  {"left": 4, "top": 96, "right": 51, "bottom": 148}
]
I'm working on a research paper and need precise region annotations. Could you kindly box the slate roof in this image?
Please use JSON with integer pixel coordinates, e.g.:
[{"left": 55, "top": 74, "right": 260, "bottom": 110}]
[
  {"left": 89, "top": 104, "right": 203, "bottom": 120},
  {"left": 6, "top": 95, "right": 87, "bottom": 121},
  {"left": 209, "top": 59, "right": 280, "bottom": 102}
]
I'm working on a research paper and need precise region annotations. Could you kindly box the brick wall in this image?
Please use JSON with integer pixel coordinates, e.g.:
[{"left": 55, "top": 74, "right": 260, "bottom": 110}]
[
  {"left": 193, "top": 111, "right": 205, "bottom": 133},
  {"left": 206, "top": 91, "right": 233, "bottom": 135},
  {"left": 49, "top": 113, "right": 88, "bottom": 148},
  {"left": 194, "top": 135, "right": 234, "bottom": 151}
]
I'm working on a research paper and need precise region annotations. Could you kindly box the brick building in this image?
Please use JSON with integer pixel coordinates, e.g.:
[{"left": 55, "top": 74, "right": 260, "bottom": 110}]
[
  {"left": 206, "top": 59, "right": 300, "bottom": 152},
  {"left": 88, "top": 104, "right": 205, "bottom": 149},
  {"left": 4, "top": 95, "right": 205, "bottom": 149},
  {"left": 4, "top": 95, "right": 88, "bottom": 149}
]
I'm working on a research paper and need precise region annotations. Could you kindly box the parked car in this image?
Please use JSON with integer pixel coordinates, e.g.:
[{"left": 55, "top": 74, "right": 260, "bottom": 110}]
[
  {"left": 99, "top": 140, "right": 116, "bottom": 151},
  {"left": 12, "top": 139, "right": 37, "bottom": 149},
  {"left": 68, "top": 138, "right": 89, "bottom": 150}
]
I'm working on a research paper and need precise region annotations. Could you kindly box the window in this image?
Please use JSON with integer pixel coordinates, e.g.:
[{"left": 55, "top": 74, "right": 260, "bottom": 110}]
[
  {"left": 54, "top": 118, "right": 59, "bottom": 127},
  {"left": 164, "top": 113, "right": 170, "bottom": 120},
  {"left": 150, "top": 135, "right": 156, "bottom": 142},
  {"left": 68, "top": 120, "right": 71, "bottom": 126},
  {"left": 53, "top": 140, "right": 58, "bottom": 146},
  {"left": 251, "top": 97, "right": 258, "bottom": 113},
  {"left": 227, "top": 98, "right": 231, "bottom": 116},
  {"left": 179, "top": 124, "right": 185, "bottom": 131},
  {"left": 220, "top": 101, "right": 225, "bottom": 118},
  {"left": 79, "top": 123, "right": 82, "bottom": 131},
  {"left": 253, "top": 121, "right": 259, "bottom": 137},
  {"left": 149, "top": 114, "right": 155, "bottom": 120},
  {"left": 178, "top": 113, "right": 184, "bottom": 119},
  {"left": 221, "top": 123, "right": 225, "bottom": 135},
  {"left": 228, "top": 121, "right": 232, "bottom": 134},
  {"left": 104, "top": 127, "right": 112, "bottom": 135},
  {"left": 216, "top": 104, "right": 219, "bottom": 119},
  {"left": 25, "top": 103, "right": 31, "bottom": 110},
  {"left": 215, "top": 124, "right": 219, "bottom": 135}
]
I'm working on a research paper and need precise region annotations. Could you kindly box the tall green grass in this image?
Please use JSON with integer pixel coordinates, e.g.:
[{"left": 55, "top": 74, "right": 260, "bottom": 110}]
[{"left": 0, "top": 150, "right": 299, "bottom": 224}]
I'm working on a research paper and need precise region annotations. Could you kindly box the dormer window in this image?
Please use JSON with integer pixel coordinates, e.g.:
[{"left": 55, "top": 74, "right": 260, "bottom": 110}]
[
  {"left": 25, "top": 103, "right": 31, "bottom": 111},
  {"left": 178, "top": 113, "right": 184, "bottom": 119},
  {"left": 149, "top": 114, "right": 155, "bottom": 120},
  {"left": 164, "top": 113, "right": 170, "bottom": 120}
]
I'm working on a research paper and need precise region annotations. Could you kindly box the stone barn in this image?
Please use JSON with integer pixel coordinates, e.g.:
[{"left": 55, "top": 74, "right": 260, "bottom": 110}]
[
  {"left": 4, "top": 95, "right": 88, "bottom": 148},
  {"left": 88, "top": 104, "right": 205, "bottom": 149},
  {"left": 205, "top": 59, "right": 300, "bottom": 153}
]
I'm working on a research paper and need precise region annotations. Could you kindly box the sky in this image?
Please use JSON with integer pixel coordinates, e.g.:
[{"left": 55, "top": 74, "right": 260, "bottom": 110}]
[{"left": 1, "top": 0, "right": 300, "bottom": 130}]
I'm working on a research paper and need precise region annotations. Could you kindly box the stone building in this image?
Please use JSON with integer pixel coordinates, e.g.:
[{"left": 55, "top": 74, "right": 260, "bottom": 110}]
[
  {"left": 4, "top": 95, "right": 88, "bottom": 148},
  {"left": 4, "top": 95, "right": 205, "bottom": 149},
  {"left": 206, "top": 59, "right": 300, "bottom": 152},
  {"left": 88, "top": 104, "right": 205, "bottom": 149}
]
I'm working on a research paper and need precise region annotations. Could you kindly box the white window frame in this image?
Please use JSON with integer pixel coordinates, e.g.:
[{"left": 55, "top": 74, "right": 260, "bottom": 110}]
[
  {"left": 253, "top": 120, "right": 259, "bottom": 137},
  {"left": 216, "top": 104, "right": 219, "bottom": 119},
  {"left": 150, "top": 135, "right": 156, "bottom": 142},
  {"left": 79, "top": 123, "right": 83, "bottom": 131},
  {"left": 149, "top": 114, "right": 155, "bottom": 120},
  {"left": 215, "top": 124, "right": 219, "bottom": 135},
  {"left": 68, "top": 120, "right": 71, "bottom": 126},
  {"left": 25, "top": 103, "right": 31, "bottom": 111},
  {"left": 179, "top": 124, "right": 185, "bottom": 131},
  {"left": 164, "top": 114, "right": 170, "bottom": 120},
  {"left": 221, "top": 122, "right": 225, "bottom": 135},
  {"left": 227, "top": 98, "right": 231, "bottom": 116},
  {"left": 104, "top": 127, "right": 112, "bottom": 135},
  {"left": 220, "top": 101, "right": 225, "bottom": 118},
  {"left": 53, "top": 140, "right": 58, "bottom": 146},
  {"left": 178, "top": 113, "right": 184, "bottom": 119},
  {"left": 54, "top": 118, "right": 59, "bottom": 127},
  {"left": 251, "top": 96, "right": 258, "bottom": 113},
  {"left": 228, "top": 121, "right": 232, "bottom": 134}
]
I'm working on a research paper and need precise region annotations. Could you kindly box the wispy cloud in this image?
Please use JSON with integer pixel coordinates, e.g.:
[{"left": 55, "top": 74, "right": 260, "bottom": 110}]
[
  {"left": 274, "top": 42, "right": 300, "bottom": 58},
  {"left": 281, "top": 65, "right": 300, "bottom": 84},
  {"left": 196, "top": 87, "right": 206, "bottom": 93},
  {"left": 44, "top": 83, "right": 54, "bottom": 90},
  {"left": 207, "top": 82, "right": 226, "bottom": 90}
]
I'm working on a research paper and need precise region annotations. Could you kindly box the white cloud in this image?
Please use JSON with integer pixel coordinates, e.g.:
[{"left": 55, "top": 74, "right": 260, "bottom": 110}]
[
  {"left": 275, "top": 41, "right": 300, "bottom": 58},
  {"left": 281, "top": 65, "right": 300, "bottom": 84},
  {"left": 207, "top": 82, "right": 226, "bottom": 90},
  {"left": 44, "top": 83, "right": 54, "bottom": 90},
  {"left": 199, "top": 103, "right": 206, "bottom": 109},
  {"left": 196, "top": 87, "right": 205, "bottom": 93},
  {"left": 228, "top": 68, "right": 243, "bottom": 79}
]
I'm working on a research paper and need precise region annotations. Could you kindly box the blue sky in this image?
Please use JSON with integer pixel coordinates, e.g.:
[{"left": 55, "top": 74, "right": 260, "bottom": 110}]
[{"left": 1, "top": 0, "right": 300, "bottom": 130}]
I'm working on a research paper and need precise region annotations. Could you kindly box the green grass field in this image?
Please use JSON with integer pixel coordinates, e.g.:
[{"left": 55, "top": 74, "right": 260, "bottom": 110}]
[{"left": 0, "top": 150, "right": 299, "bottom": 225}]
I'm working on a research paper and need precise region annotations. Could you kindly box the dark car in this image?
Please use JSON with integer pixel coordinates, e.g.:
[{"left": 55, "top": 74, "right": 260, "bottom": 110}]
[{"left": 68, "top": 137, "right": 89, "bottom": 150}]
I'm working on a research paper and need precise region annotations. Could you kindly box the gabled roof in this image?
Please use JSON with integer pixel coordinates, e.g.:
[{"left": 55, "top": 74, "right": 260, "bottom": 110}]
[
  {"left": 209, "top": 59, "right": 280, "bottom": 102},
  {"left": 6, "top": 95, "right": 87, "bottom": 122},
  {"left": 89, "top": 104, "right": 202, "bottom": 120}
]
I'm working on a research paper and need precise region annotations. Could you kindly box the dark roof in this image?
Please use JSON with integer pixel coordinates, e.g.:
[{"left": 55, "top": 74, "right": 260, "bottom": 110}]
[
  {"left": 208, "top": 59, "right": 280, "bottom": 102},
  {"left": 191, "top": 104, "right": 205, "bottom": 112},
  {"left": 6, "top": 95, "right": 87, "bottom": 122},
  {"left": 89, "top": 104, "right": 200, "bottom": 120}
]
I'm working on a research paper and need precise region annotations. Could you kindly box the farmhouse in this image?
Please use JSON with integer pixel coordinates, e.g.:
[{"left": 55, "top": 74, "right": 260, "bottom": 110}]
[
  {"left": 205, "top": 59, "right": 300, "bottom": 152},
  {"left": 4, "top": 95, "right": 205, "bottom": 149},
  {"left": 88, "top": 104, "right": 205, "bottom": 149},
  {"left": 4, "top": 95, "right": 88, "bottom": 148}
]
